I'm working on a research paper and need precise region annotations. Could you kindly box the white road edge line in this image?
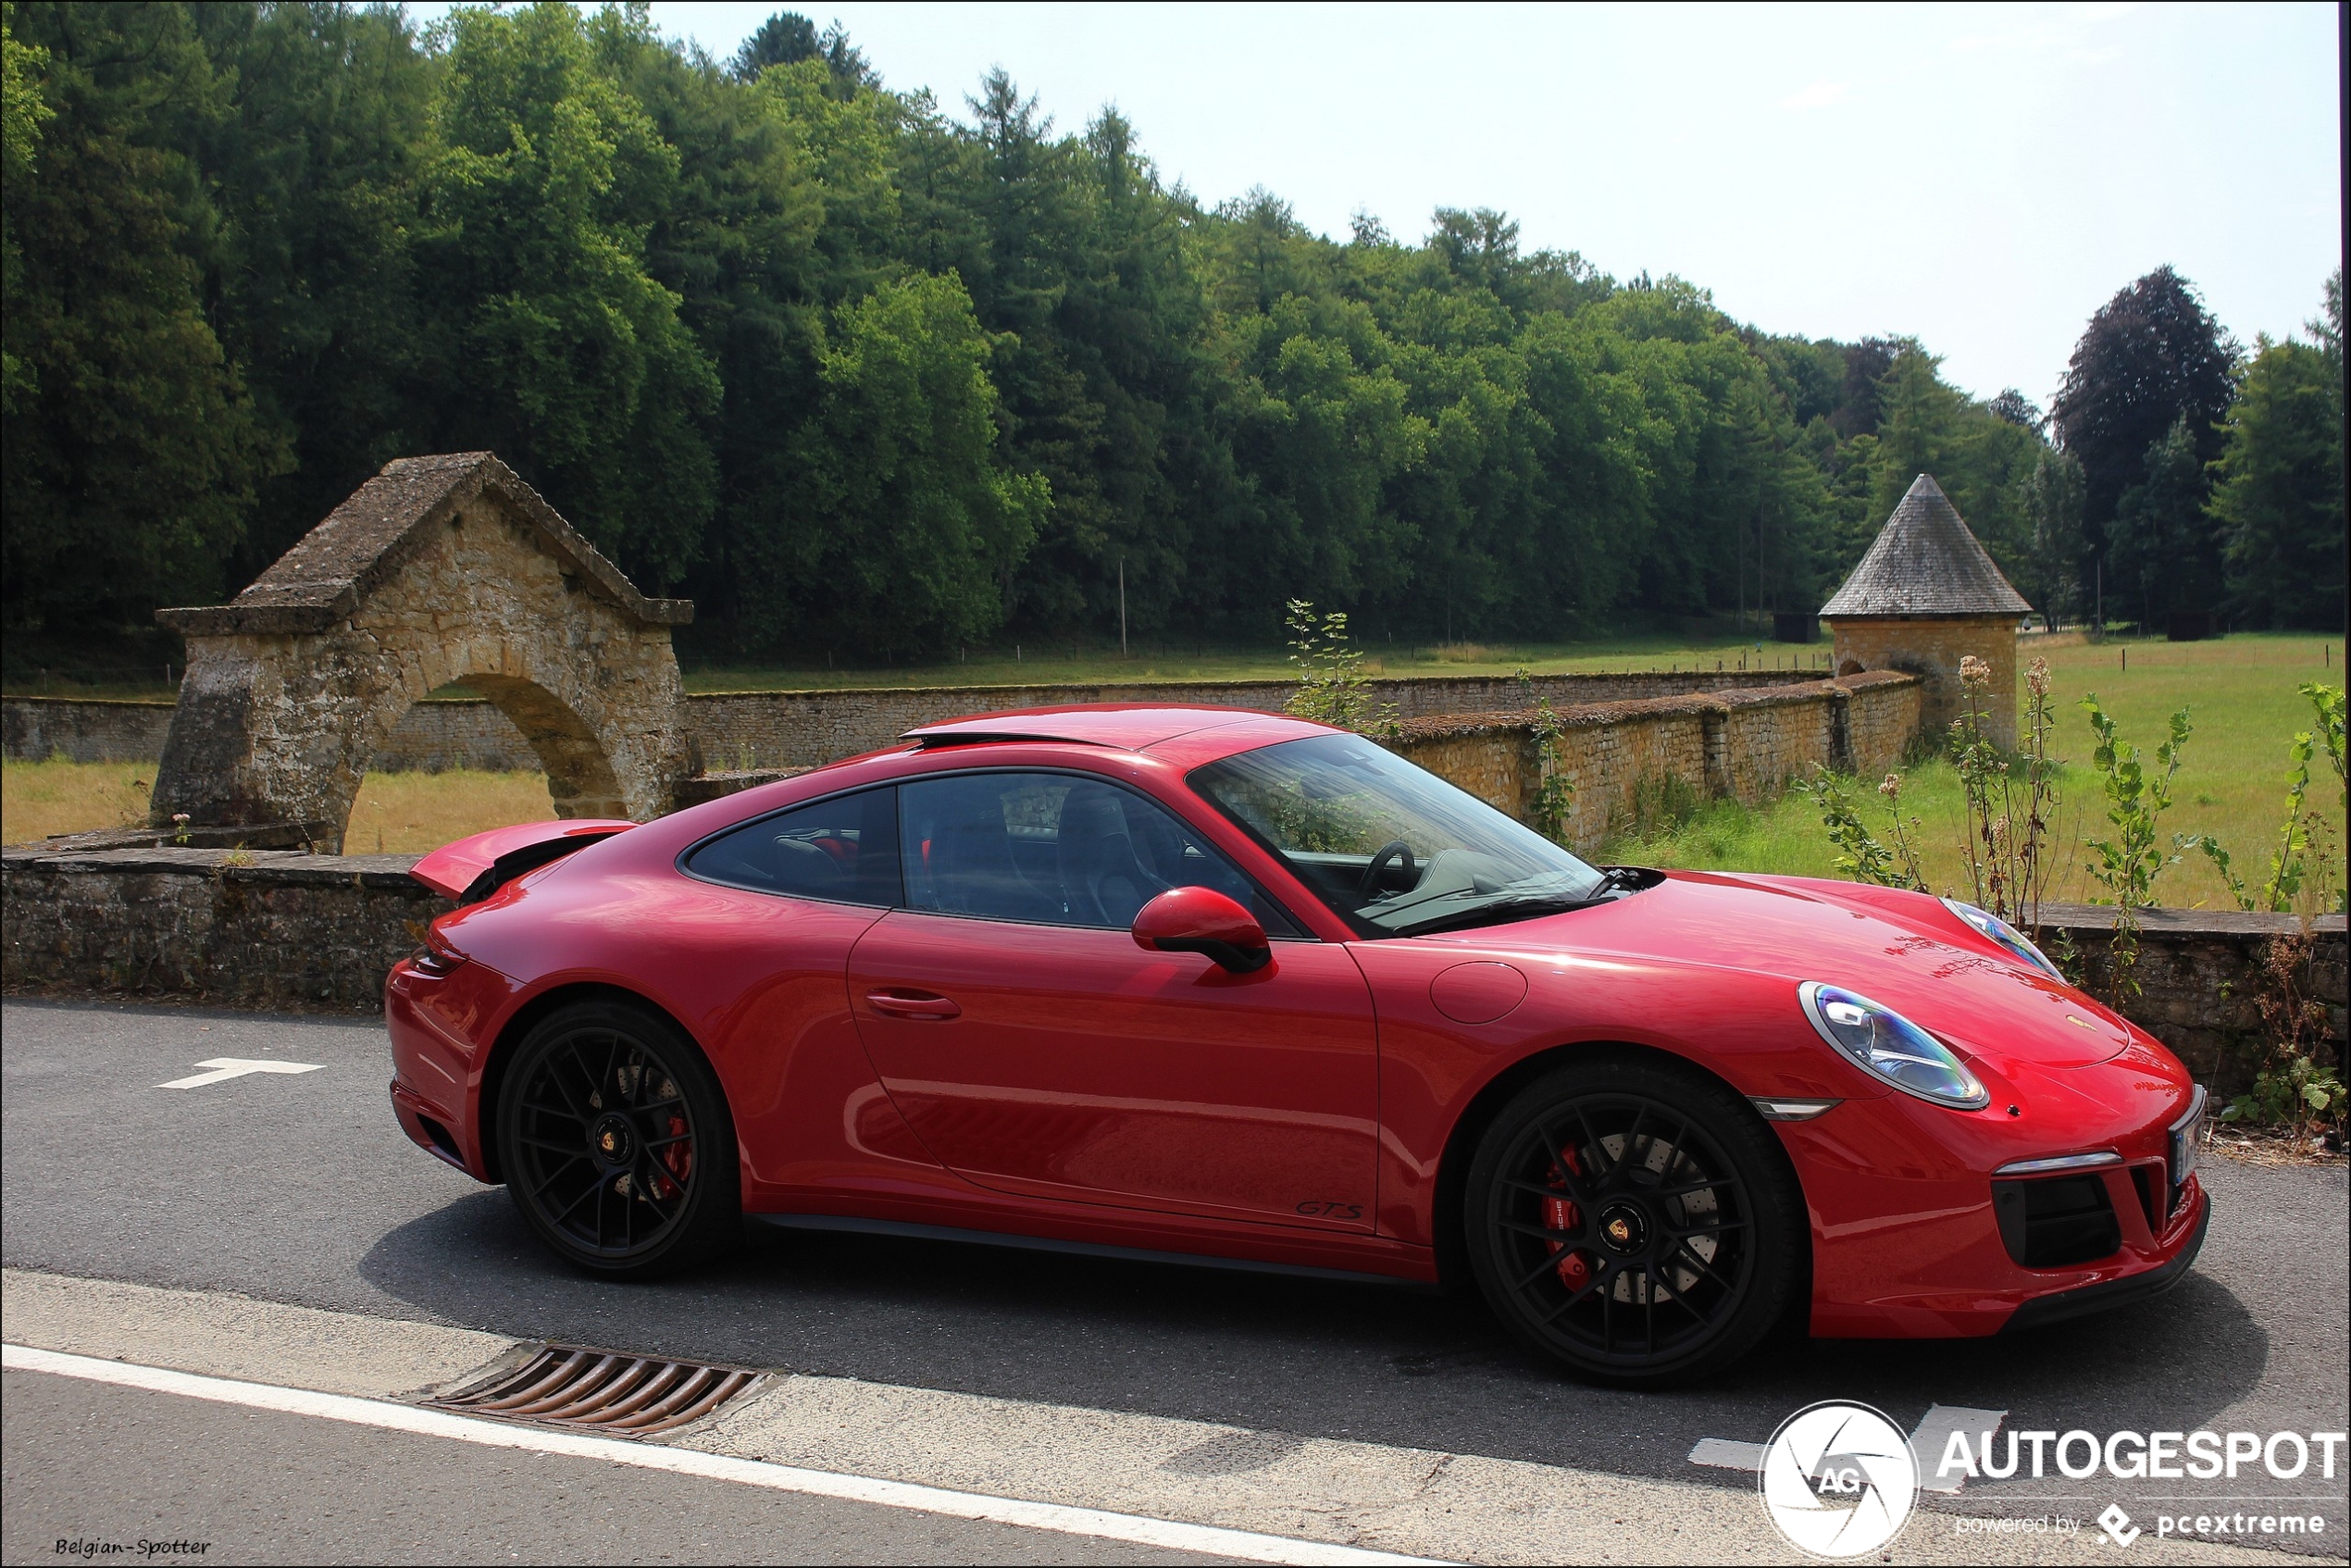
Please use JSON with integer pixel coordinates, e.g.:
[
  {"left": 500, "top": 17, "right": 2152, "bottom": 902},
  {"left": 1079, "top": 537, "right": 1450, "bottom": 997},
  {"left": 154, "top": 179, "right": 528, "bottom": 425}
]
[{"left": 3, "top": 1344, "right": 1445, "bottom": 1568}]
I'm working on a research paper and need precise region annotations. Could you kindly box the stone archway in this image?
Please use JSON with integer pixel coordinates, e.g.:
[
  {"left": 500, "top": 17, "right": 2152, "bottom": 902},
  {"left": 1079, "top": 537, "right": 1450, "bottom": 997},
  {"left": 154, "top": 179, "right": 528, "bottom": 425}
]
[{"left": 152, "top": 453, "right": 691, "bottom": 851}]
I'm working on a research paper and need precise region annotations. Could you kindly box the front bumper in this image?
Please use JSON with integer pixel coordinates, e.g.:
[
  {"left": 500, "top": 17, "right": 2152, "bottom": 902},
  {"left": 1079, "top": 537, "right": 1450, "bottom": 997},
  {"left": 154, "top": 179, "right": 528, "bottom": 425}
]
[
  {"left": 1784, "top": 1063, "right": 2210, "bottom": 1338},
  {"left": 2002, "top": 1191, "right": 2210, "bottom": 1333}
]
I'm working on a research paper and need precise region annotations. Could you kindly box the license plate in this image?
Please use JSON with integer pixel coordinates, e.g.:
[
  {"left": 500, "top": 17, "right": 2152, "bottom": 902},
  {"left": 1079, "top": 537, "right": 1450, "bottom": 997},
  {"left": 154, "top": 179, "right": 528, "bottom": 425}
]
[{"left": 2169, "top": 1085, "right": 2208, "bottom": 1190}]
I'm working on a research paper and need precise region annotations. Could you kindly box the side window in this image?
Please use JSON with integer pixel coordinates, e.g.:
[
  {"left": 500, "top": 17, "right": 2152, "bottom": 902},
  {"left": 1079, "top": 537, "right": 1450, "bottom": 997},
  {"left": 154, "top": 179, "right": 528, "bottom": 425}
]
[
  {"left": 684, "top": 787, "right": 900, "bottom": 905},
  {"left": 901, "top": 772, "right": 1299, "bottom": 934}
]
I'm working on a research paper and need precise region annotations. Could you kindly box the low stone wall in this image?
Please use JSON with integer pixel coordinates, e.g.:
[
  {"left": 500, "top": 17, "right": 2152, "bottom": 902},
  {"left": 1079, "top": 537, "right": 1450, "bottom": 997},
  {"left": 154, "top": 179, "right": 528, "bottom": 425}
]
[
  {"left": 2034, "top": 904, "right": 2346, "bottom": 1098},
  {"left": 7, "top": 669, "right": 1827, "bottom": 774},
  {"left": 1, "top": 845, "right": 448, "bottom": 1011},
  {"left": 6, "top": 844, "right": 2336, "bottom": 1096},
  {"left": 681, "top": 667, "right": 1824, "bottom": 772},
  {"left": 1387, "top": 673, "right": 1921, "bottom": 854}
]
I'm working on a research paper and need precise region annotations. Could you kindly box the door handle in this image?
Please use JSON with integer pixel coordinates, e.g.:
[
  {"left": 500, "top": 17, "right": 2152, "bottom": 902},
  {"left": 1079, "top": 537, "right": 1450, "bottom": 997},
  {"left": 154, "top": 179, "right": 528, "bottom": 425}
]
[{"left": 865, "top": 990, "right": 961, "bottom": 1021}]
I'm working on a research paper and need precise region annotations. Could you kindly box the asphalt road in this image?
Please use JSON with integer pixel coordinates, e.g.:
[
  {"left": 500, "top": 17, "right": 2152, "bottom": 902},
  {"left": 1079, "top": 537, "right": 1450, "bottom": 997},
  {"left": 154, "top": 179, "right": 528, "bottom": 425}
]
[
  {"left": 0, "top": 1368, "right": 1218, "bottom": 1566},
  {"left": 4, "top": 999, "right": 2346, "bottom": 1559}
]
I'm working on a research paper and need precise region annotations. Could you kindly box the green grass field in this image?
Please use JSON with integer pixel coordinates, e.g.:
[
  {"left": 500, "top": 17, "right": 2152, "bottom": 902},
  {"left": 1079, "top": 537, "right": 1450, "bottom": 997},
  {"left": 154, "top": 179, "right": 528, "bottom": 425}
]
[
  {"left": 7, "top": 633, "right": 2343, "bottom": 914},
  {"left": 1603, "top": 633, "right": 2346, "bottom": 913}
]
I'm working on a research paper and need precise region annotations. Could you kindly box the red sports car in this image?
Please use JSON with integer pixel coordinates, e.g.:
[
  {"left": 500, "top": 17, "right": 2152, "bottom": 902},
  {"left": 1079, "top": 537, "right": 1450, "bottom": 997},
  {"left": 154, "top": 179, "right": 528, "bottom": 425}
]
[{"left": 385, "top": 705, "right": 2208, "bottom": 1385}]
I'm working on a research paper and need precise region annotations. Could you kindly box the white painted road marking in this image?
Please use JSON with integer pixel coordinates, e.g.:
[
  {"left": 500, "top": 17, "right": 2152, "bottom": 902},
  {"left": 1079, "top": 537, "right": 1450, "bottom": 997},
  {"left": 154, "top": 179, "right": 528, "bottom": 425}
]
[
  {"left": 1687, "top": 1437, "right": 1767, "bottom": 1471},
  {"left": 1905, "top": 1404, "right": 2009, "bottom": 1494},
  {"left": 2, "top": 1344, "right": 1446, "bottom": 1567},
  {"left": 155, "top": 1057, "right": 324, "bottom": 1090},
  {"left": 1688, "top": 1403, "right": 2008, "bottom": 1494}
]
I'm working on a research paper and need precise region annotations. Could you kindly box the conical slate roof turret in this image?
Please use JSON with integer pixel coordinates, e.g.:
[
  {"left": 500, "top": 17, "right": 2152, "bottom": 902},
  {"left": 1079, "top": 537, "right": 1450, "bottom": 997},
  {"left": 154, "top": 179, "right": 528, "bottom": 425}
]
[{"left": 1820, "top": 474, "right": 2031, "bottom": 617}]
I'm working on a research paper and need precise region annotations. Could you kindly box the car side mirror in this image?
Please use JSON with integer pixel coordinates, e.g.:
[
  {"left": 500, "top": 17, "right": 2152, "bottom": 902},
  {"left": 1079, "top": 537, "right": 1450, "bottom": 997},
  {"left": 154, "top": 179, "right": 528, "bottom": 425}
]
[{"left": 1132, "top": 886, "right": 1272, "bottom": 974}]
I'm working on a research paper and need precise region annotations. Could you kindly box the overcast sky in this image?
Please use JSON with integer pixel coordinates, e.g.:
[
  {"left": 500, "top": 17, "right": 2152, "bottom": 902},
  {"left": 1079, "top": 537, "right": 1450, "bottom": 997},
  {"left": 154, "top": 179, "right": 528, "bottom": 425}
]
[{"left": 425, "top": 1, "right": 2344, "bottom": 405}]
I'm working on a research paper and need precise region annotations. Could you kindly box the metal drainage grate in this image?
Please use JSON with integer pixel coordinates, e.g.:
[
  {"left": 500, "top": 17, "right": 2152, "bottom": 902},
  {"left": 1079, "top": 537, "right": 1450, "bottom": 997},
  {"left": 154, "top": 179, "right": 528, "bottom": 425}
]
[{"left": 429, "top": 1345, "right": 761, "bottom": 1437}]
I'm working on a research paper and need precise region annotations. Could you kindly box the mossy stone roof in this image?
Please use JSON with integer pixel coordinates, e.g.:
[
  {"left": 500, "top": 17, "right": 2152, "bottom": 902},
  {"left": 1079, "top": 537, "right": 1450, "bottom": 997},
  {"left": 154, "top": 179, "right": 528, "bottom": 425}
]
[
  {"left": 158, "top": 453, "right": 692, "bottom": 637},
  {"left": 1820, "top": 473, "right": 2031, "bottom": 618}
]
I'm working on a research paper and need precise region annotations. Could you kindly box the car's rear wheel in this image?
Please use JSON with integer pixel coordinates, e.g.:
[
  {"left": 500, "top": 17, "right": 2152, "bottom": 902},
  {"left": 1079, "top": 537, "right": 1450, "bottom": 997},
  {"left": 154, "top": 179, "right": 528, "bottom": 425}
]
[
  {"left": 1464, "top": 1053, "right": 1804, "bottom": 1386},
  {"left": 498, "top": 1000, "right": 740, "bottom": 1278}
]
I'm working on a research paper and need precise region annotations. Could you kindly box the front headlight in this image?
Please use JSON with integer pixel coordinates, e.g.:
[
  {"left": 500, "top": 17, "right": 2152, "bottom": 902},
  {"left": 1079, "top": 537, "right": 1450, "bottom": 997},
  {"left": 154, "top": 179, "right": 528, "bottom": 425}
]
[
  {"left": 1797, "top": 981, "right": 1990, "bottom": 1110},
  {"left": 1942, "top": 897, "right": 2064, "bottom": 982}
]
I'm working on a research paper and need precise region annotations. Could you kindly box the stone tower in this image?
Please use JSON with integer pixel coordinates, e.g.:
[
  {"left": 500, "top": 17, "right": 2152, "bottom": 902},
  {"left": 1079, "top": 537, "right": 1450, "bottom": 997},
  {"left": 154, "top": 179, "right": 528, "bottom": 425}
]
[{"left": 1822, "top": 473, "right": 2031, "bottom": 750}]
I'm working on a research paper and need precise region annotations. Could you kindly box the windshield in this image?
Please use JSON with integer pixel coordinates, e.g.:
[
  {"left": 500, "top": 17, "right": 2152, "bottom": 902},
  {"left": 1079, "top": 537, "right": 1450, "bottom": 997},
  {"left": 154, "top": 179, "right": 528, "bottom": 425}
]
[{"left": 1189, "top": 734, "right": 1611, "bottom": 937}]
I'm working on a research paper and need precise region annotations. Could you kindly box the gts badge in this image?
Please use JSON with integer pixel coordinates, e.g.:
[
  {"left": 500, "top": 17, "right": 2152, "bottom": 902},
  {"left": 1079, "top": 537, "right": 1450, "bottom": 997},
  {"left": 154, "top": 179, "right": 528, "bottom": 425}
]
[{"left": 1295, "top": 1200, "right": 1362, "bottom": 1221}]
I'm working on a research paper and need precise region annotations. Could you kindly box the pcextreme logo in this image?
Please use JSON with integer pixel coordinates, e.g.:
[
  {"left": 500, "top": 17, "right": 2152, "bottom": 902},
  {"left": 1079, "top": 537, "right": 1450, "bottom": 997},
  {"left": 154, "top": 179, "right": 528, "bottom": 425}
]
[{"left": 1760, "top": 1400, "right": 1919, "bottom": 1558}]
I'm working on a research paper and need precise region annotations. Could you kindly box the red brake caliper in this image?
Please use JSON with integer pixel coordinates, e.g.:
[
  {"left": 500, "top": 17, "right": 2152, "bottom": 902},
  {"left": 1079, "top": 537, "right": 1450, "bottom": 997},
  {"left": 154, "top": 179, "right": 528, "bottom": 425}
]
[
  {"left": 1544, "top": 1145, "right": 1591, "bottom": 1291},
  {"left": 655, "top": 1114, "right": 691, "bottom": 1200}
]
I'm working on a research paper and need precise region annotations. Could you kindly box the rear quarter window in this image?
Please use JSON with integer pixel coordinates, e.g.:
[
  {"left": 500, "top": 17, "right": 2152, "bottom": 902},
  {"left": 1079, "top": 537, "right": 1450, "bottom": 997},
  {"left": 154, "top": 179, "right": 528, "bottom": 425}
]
[{"left": 683, "top": 787, "right": 901, "bottom": 906}]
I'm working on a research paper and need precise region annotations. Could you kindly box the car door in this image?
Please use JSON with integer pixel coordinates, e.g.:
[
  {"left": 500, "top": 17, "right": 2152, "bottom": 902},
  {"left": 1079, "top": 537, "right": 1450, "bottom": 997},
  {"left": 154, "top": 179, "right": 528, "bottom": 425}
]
[
  {"left": 676, "top": 785, "right": 917, "bottom": 1189},
  {"left": 846, "top": 768, "right": 1380, "bottom": 1230}
]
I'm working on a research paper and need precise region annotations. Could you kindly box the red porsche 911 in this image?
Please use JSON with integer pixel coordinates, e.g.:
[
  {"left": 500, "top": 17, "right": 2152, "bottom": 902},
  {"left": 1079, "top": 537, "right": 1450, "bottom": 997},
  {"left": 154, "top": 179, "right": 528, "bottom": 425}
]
[{"left": 385, "top": 705, "right": 2209, "bottom": 1385}]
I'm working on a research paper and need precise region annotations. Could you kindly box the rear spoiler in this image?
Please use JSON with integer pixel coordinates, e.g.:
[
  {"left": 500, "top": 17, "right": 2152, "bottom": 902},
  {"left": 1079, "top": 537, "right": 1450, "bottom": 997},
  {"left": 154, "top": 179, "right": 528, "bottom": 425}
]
[{"left": 409, "top": 819, "right": 637, "bottom": 905}]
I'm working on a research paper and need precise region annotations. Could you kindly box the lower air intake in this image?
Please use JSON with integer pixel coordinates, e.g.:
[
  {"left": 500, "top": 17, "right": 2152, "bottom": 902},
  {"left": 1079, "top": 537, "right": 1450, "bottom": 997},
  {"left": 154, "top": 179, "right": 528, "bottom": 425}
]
[
  {"left": 1991, "top": 1173, "right": 2121, "bottom": 1269},
  {"left": 429, "top": 1346, "right": 759, "bottom": 1437}
]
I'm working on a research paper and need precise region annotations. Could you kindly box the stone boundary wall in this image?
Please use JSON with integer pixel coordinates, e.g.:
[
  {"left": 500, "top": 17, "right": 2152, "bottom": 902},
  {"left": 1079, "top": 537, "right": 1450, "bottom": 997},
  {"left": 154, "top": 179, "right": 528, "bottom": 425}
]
[
  {"left": 2, "top": 845, "right": 448, "bottom": 1010},
  {"left": 4, "top": 697, "right": 175, "bottom": 765},
  {"left": 7, "top": 668, "right": 1827, "bottom": 773},
  {"left": 5, "top": 843, "right": 2336, "bottom": 1095},
  {"left": 2045, "top": 903, "right": 2347, "bottom": 1093},
  {"left": 367, "top": 699, "right": 538, "bottom": 773},
  {"left": 680, "top": 668, "right": 1825, "bottom": 773},
  {"left": 5, "top": 694, "right": 540, "bottom": 773},
  {"left": 1387, "top": 673, "right": 1922, "bottom": 854}
]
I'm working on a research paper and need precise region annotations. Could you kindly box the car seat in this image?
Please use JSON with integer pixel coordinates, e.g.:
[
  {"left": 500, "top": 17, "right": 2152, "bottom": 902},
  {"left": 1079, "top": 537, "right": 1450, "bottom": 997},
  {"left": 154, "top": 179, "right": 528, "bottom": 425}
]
[{"left": 1055, "top": 785, "right": 1167, "bottom": 927}]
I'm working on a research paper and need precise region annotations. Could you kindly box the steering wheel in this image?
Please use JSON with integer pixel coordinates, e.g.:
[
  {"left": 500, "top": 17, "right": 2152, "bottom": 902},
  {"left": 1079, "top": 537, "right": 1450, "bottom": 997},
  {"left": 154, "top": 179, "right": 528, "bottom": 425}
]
[{"left": 1358, "top": 840, "right": 1417, "bottom": 900}]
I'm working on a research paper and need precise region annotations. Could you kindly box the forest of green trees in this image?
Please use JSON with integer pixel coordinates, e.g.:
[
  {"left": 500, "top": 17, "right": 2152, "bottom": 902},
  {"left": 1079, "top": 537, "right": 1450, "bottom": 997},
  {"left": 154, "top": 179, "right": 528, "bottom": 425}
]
[{"left": 2, "top": 2, "right": 2342, "bottom": 664}]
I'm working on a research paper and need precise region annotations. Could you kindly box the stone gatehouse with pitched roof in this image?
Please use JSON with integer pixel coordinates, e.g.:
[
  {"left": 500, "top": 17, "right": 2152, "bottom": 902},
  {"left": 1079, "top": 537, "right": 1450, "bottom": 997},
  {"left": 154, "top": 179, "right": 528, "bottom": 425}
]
[
  {"left": 1822, "top": 473, "right": 2030, "bottom": 750},
  {"left": 150, "top": 454, "right": 692, "bottom": 851}
]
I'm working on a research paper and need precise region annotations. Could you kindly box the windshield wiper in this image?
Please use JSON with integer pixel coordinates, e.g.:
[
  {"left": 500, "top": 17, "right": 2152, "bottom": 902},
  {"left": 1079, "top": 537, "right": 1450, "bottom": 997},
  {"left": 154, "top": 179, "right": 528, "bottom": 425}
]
[{"left": 1387, "top": 891, "right": 1609, "bottom": 938}]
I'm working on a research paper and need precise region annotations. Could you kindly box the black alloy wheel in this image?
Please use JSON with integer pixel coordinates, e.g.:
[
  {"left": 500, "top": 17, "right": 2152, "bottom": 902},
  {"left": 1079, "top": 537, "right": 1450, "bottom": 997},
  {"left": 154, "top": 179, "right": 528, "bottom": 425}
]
[
  {"left": 498, "top": 1000, "right": 740, "bottom": 1278},
  {"left": 1464, "top": 1053, "right": 1804, "bottom": 1386}
]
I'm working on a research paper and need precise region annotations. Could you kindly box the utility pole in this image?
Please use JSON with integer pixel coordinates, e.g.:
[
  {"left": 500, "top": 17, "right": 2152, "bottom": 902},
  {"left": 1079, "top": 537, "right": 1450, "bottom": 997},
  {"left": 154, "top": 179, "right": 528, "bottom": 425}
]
[{"left": 1119, "top": 557, "right": 1128, "bottom": 658}]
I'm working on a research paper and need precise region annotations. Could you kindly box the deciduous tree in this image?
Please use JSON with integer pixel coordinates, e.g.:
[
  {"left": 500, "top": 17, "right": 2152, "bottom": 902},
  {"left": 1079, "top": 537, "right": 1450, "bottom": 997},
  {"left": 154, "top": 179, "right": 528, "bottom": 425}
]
[
  {"left": 2051, "top": 266, "right": 2236, "bottom": 590},
  {"left": 2212, "top": 273, "right": 2345, "bottom": 629}
]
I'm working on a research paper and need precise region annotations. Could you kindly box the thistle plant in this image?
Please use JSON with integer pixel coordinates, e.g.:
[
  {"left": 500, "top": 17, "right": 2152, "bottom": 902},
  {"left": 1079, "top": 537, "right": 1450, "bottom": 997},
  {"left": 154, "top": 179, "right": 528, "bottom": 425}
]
[
  {"left": 1796, "top": 765, "right": 1924, "bottom": 890},
  {"left": 1948, "top": 654, "right": 2063, "bottom": 930},
  {"left": 2079, "top": 696, "right": 2193, "bottom": 999}
]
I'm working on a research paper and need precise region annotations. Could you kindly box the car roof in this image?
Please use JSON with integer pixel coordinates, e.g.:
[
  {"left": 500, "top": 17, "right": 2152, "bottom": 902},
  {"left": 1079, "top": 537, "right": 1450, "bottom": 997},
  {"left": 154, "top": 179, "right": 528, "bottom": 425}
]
[{"left": 901, "top": 703, "right": 1330, "bottom": 757}]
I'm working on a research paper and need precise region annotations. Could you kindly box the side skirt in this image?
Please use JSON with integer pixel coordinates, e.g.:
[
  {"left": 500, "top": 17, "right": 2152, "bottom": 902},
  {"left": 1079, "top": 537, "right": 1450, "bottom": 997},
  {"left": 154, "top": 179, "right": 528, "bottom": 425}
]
[{"left": 753, "top": 1213, "right": 1440, "bottom": 1292}]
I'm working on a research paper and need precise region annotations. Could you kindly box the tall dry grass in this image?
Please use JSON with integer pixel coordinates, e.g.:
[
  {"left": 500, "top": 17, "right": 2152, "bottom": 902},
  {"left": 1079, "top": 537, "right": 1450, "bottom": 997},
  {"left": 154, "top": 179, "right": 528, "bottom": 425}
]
[{"left": 3, "top": 761, "right": 553, "bottom": 853}]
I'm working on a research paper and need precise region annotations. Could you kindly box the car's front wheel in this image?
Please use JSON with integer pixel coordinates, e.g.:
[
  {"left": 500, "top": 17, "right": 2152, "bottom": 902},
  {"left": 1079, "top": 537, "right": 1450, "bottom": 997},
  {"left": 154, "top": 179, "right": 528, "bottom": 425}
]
[
  {"left": 1464, "top": 1052, "right": 1805, "bottom": 1385},
  {"left": 498, "top": 999, "right": 740, "bottom": 1278}
]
